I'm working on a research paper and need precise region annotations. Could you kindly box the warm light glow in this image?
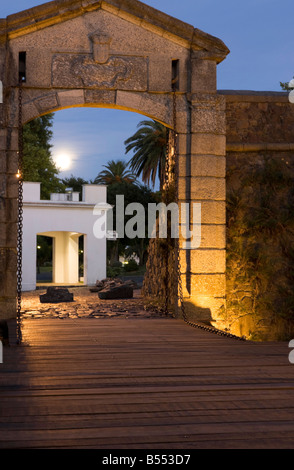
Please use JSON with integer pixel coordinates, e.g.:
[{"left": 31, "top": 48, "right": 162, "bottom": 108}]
[
  {"left": 16, "top": 170, "right": 21, "bottom": 178},
  {"left": 54, "top": 153, "right": 72, "bottom": 171}
]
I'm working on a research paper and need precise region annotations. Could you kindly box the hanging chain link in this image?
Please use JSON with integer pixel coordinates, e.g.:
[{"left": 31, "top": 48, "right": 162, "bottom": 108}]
[
  {"left": 163, "top": 128, "right": 171, "bottom": 315},
  {"left": 172, "top": 91, "right": 245, "bottom": 341},
  {"left": 173, "top": 91, "right": 186, "bottom": 321},
  {"left": 16, "top": 80, "right": 24, "bottom": 344}
]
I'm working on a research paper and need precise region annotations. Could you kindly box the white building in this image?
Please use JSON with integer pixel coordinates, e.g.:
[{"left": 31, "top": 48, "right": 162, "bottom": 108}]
[{"left": 22, "top": 182, "right": 110, "bottom": 292}]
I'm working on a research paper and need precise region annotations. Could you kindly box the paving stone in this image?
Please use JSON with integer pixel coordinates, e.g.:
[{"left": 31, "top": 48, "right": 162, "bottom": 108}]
[{"left": 21, "top": 287, "right": 171, "bottom": 320}]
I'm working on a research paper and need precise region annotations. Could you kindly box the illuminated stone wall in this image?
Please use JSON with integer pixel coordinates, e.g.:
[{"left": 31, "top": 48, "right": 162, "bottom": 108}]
[
  {"left": 144, "top": 91, "right": 294, "bottom": 340},
  {"left": 223, "top": 91, "right": 294, "bottom": 340}
]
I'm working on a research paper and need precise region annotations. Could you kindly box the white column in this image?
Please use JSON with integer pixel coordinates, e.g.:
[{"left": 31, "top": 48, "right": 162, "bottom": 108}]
[
  {"left": 65, "top": 233, "right": 79, "bottom": 284},
  {"left": 53, "top": 232, "right": 79, "bottom": 284},
  {"left": 53, "top": 232, "right": 65, "bottom": 284},
  {"left": 22, "top": 231, "right": 37, "bottom": 291}
]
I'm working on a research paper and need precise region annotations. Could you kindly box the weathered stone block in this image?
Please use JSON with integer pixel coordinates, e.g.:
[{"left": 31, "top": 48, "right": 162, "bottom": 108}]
[
  {"left": 5, "top": 248, "right": 17, "bottom": 272},
  {"left": 0, "top": 298, "right": 16, "bottom": 321},
  {"left": 177, "top": 133, "right": 190, "bottom": 155},
  {"left": 22, "top": 100, "right": 40, "bottom": 125},
  {"left": 4, "top": 270, "right": 17, "bottom": 297},
  {"left": 191, "top": 133, "right": 226, "bottom": 156},
  {"left": 0, "top": 151, "right": 6, "bottom": 173},
  {"left": 180, "top": 224, "right": 225, "bottom": 249},
  {"left": 191, "top": 107, "right": 226, "bottom": 134},
  {"left": 0, "top": 173, "right": 6, "bottom": 199},
  {"left": 35, "top": 93, "right": 59, "bottom": 114},
  {"left": 58, "top": 90, "right": 85, "bottom": 108},
  {"left": 148, "top": 56, "right": 172, "bottom": 92},
  {"left": 0, "top": 130, "right": 6, "bottom": 151},
  {"left": 0, "top": 222, "right": 5, "bottom": 246},
  {"left": 85, "top": 89, "right": 116, "bottom": 105},
  {"left": 181, "top": 273, "right": 226, "bottom": 297},
  {"left": 179, "top": 155, "right": 226, "bottom": 178},
  {"left": 6, "top": 151, "right": 18, "bottom": 174},
  {"left": 4, "top": 198, "right": 18, "bottom": 223},
  {"left": 6, "top": 223, "right": 17, "bottom": 248},
  {"left": 196, "top": 200, "right": 226, "bottom": 224},
  {"left": 116, "top": 91, "right": 171, "bottom": 126},
  {"left": 191, "top": 59, "right": 217, "bottom": 93},
  {"left": 0, "top": 200, "right": 18, "bottom": 225},
  {"left": 25, "top": 49, "right": 53, "bottom": 88},
  {"left": 6, "top": 175, "right": 18, "bottom": 199},
  {"left": 180, "top": 249, "right": 226, "bottom": 274},
  {"left": 179, "top": 176, "right": 226, "bottom": 200},
  {"left": 189, "top": 93, "right": 226, "bottom": 110}
]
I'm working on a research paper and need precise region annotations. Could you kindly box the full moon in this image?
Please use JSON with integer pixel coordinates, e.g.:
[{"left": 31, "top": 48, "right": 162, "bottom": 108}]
[{"left": 54, "top": 153, "right": 72, "bottom": 171}]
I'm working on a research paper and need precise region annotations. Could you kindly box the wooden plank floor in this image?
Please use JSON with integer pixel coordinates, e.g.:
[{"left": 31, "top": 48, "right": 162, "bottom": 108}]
[{"left": 0, "top": 317, "right": 294, "bottom": 449}]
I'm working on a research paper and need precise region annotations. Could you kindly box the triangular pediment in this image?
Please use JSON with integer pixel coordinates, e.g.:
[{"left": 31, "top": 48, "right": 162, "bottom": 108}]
[{"left": 0, "top": 0, "right": 229, "bottom": 62}]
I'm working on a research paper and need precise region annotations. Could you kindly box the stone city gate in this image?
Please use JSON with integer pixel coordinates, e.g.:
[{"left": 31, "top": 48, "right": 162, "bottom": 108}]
[{"left": 0, "top": 0, "right": 229, "bottom": 340}]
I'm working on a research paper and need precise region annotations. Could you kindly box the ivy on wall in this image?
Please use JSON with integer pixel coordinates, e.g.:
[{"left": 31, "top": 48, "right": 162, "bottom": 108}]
[{"left": 226, "top": 154, "right": 294, "bottom": 340}]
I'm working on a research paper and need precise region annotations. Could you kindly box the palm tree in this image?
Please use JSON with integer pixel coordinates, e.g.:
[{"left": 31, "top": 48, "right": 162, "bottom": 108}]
[
  {"left": 94, "top": 159, "right": 137, "bottom": 185},
  {"left": 125, "top": 120, "right": 168, "bottom": 189}
]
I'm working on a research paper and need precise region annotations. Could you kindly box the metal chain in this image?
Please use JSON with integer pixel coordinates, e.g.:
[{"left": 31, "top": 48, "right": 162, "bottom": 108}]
[
  {"left": 163, "top": 128, "right": 170, "bottom": 315},
  {"left": 172, "top": 91, "right": 245, "bottom": 341},
  {"left": 16, "top": 80, "right": 24, "bottom": 344},
  {"left": 164, "top": 128, "right": 171, "bottom": 194},
  {"left": 173, "top": 91, "right": 185, "bottom": 317}
]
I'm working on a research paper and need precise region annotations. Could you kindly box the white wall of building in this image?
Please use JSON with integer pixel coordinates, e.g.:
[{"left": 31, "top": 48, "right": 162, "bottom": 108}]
[{"left": 22, "top": 182, "right": 110, "bottom": 291}]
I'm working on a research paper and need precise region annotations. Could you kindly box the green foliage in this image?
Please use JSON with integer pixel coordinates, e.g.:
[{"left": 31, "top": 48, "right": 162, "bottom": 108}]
[
  {"left": 109, "top": 261, "right": 122, "bottom": 269},
  {"left": 123, "top": 259, "right": 139, "bottom": 272},
  {"left": 94, "top": 159, "right": 137, "bottom": 185},
  {"left": 106, "top": 266, "right": 121, "bottom": 278},
  {"left": 62, "top": 175, "right": 89, "bottom": 197},
  {"left": 125, "top": 120, "right": 167, "bottom": 189},
  {"left": 106, "top": 180, "right": 156, "bottom": 266},
  {"left": 23, "top": 114, "right": 64, "bottom": 199},
  {"left": 226, "top": 156, "right": 294, "bottom": 338},
  {"left": 280, "top": 76, "right": 294, "bottom": 90},
  {"left": 36, "top": 235, "right": 52, "bottom": 266}
]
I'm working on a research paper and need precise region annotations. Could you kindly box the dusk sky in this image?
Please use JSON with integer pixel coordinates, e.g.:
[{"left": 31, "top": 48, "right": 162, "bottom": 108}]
[{"left": 1, "top": 0, "right": 292, "bottom": 183}]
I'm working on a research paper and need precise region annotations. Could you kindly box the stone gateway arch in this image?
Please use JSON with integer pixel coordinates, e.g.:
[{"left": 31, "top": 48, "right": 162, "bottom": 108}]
[{"left": 0, "top": 0, "right": 230, "bottom": 339}]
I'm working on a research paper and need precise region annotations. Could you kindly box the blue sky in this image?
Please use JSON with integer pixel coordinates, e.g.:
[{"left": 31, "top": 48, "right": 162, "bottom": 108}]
[{"left": 1, "top": 0, "right": 292, "bottom": 183}]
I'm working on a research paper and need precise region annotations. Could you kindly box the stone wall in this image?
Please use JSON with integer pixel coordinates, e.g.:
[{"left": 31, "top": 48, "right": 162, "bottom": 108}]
[
  {"left": 221, "top": 90, "right": 294, "bottom": 340},
  {"left": 221, "top": 90, "right": 294, "bottom": 144},
  {"left": 143, "top": 90, "right": 294, "bottom": 341}
]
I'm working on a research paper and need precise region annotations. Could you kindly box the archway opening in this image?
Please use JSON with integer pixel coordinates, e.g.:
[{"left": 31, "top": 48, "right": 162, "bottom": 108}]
[
  {"left": 36, "top": 235, "right": 53, "bottom": 284},
  {"left": 21, "top": 104, "right": 170, "bottom": 319}
]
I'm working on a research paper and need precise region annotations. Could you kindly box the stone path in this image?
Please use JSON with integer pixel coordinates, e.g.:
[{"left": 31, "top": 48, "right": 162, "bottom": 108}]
[{"left": 21, "top": 287, "right": 167, "bottom": 320}]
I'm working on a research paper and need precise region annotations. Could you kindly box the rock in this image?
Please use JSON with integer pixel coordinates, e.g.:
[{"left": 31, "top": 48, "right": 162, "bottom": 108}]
[
  {"left": 124, "top": 280, "right": 138, "bottom": 289},
  {"left": 98, "top": 285, "right": 133, "bottom": 300},
  {"left": 89, "top": 286, "right": 103, "bottom": 293},
  {"left": 40, "top": 287, "right": 74, "bottom": 303}
]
